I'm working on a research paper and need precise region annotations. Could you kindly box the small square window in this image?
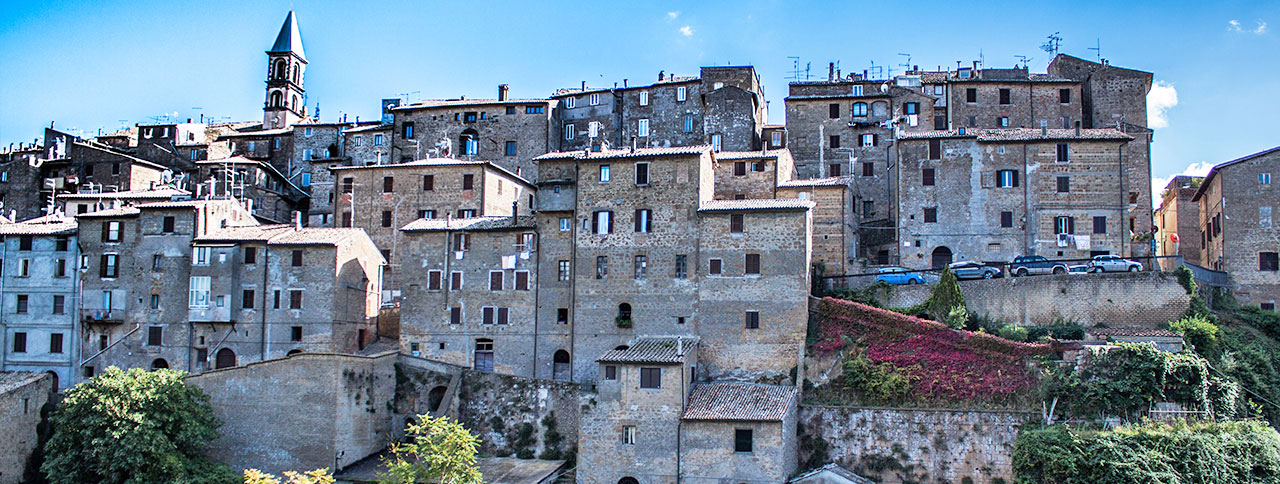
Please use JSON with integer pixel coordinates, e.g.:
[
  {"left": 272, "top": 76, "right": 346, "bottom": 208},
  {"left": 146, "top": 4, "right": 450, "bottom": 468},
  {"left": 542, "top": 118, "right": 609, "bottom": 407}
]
[
  {"left": 734, "top": 429, "right": 753, "bottom": 453},
  {"left": 604, "top": 365, "right": 617, "bottom": 380}
]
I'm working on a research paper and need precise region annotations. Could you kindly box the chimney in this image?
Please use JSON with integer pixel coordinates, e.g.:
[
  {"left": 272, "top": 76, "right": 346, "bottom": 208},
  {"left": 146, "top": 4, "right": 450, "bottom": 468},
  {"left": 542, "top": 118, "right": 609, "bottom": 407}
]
[
  {"left": 498, "top": 84, "right": 510, "bottom": 101},
  {"left": 459, "top": 95, "right": 466, "bottom": 101},
  {"left": 631, "top": 136, "right": 638, "bottom": 153},
  {"left": 1041, "top": 126, "right": 1048, "bottom": 136},
  {"left": 512, "top": 200, "right": 518, "bottom": 224},
  {"left": 581, "top": 81, "right": 586, "bottom": 90},
  {"left": 294, "top": 211, "right": 302, "bottom": 230},
  {"left": 1074, "top": 120, "right": 1082, "bottom": 137},
  {"left": 677, "top": 338, "right": 684, "bottom": 356},
  {"left": 828, "top": 62, "right": 835, "bottom": 82},
  {"left": 658, "top": 70, "right": 665, "bottom": 81},
  {"left": 623, "top": 79, "right": 628, "bottom": 88}
]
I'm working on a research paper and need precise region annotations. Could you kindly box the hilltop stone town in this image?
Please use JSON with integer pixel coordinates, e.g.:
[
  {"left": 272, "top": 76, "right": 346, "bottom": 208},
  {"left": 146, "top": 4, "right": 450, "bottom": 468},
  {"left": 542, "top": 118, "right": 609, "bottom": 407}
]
[{"left": 2, "top": 11, "right": 1279, "bottom": 484}]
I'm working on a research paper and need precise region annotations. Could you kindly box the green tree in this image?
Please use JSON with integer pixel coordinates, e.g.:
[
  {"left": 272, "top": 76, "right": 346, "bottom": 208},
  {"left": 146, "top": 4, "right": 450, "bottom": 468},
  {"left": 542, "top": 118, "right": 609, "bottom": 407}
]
[
  {"left": 379, "top": 415, "right": 483, "bottom": 484},
  {"left": 1170, "top": 314, "right": 1219, "bottom": 355},
  {"left": 244, "top": 468, "right": 334, "bottom": 484},
  {"left": 41, "top": 367, "right": 237, "bottom": 484},
  {"left": 921, "top": 267, "right": 966, "bottom": 328}
]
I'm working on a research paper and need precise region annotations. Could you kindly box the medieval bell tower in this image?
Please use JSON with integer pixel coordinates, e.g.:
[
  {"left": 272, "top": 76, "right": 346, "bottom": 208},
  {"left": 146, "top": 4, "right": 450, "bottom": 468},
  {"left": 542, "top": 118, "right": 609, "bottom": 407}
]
[{"left": 263, "top": 11, "right": 307, "bottom": 129}]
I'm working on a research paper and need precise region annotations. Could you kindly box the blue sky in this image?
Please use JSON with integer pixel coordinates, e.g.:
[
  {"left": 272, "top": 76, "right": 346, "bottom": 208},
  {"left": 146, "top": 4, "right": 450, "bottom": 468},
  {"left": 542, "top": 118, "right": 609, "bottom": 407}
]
[{"left": 2, "top": 0, "right": 1277, "bottom": 197}]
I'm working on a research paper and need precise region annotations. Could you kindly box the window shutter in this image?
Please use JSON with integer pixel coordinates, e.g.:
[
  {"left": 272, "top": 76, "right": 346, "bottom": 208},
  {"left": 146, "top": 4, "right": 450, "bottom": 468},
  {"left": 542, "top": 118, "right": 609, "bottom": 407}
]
[
  {"left": 101, "top": 222, "right": 109, "bottom": 241},
  {"left": 634, "top": 210, "right": 642, "bottom": 232},
  {"left": 99, "top": 255, "right": 109, "bottom": 277},
  {"left": 498, "top": 307, "right": 509, "bottom": 325},
  {"left": 1013, "top": 170, "right": 1020, "bottom": 187},
  {"left": 483, "top": 307, "right": 494, "bottom": 325}
]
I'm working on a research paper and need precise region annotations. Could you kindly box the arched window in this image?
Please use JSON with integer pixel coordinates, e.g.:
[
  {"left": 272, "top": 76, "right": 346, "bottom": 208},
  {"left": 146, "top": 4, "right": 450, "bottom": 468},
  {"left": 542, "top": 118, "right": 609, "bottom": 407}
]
[
  {"left": 215, "top": 348, "right": 236, "bottom": 369},
  {"left": 274, "top": 59, "right": 287, "bottom": 80},
  {"left": 287, "top": 349, "right": 303, "bottom": 356},
  {"left": 45, "top": 371, "right": 59, "bottom": 391},
  {"left": 291, "top": 95, "right": 298, "bottom": 112},
  {"left": 553, "top": 350, "right": 571, "bottom": 381},
  {"left": 151, "top": 358, "right": 169, "bottom": 370},
  {"left": 618, "top": 478, "right": 639, "bottom": 484},
  {"left": 618, "top": 303, "right": 632, "bottom": 321},
  {"left": 292, "top": 67, "right": 299, "bottom": 85},
  {"left": 852, "top": 102, "right": 868, "bottom": 117},
  {"left": 270, "top": 91, "right": 283, "bottom": 108},
  {"left": 931, "top": 246, "right": 953, "bottom": 269},
  {"left": 614, "top": 345, "right": 630, "bottom": 351}
]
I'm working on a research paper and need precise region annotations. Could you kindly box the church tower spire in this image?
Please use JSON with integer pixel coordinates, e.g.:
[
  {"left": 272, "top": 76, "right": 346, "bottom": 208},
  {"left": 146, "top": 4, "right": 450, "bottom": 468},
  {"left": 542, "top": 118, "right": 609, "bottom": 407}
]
[{"left": 263, "top": 11, "right": 307, "bottom": 129}]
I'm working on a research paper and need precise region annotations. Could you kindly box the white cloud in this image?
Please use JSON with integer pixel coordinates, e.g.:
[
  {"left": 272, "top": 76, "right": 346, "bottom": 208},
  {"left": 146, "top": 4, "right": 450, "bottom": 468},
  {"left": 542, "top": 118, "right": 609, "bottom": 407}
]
[
  {"left": 1147, "top": 80, "right": 1177, "bottom": 129},
  {"left": 1228, "top": 19, "right": 1267, "bottom": 34},
  {"left": 1152, "top": 161, "right": 1214, "bottom": 208},
  {"left": 679, "top": 25, "right": 694, "bottom": 37},
  {"left": 667, "top": 11, "right": 679, "bottom": 20}
]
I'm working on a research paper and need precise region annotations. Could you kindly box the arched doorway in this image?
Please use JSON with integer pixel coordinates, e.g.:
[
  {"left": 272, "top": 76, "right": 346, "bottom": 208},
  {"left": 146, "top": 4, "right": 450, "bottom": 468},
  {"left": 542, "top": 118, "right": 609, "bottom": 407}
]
[
  {"left": 553, "top": 350, "right": 571, "bottom": 381},
  {"left": 151, "top": 359, "right": 169, "bottom": 370},
  {"left": 618, "top": 478, "right": 639, "bottom": 484},
  {"left": 45, "top": 371, "right": 59, "bottom": 391},
  {"left": 459, "top": 129, "right": 478, "bottom": 156},
  {"left": 931, "top": 246, "right": 953, "bottom": 269},
  {"left": 287, "top": 349, "right": 303, "bottom": 356},
  {"left": 215, "top": 348, "right": 236, "bottom": 369},
  {"left": 617, "top": 303, "right": 632, "bottom": 327},
  {"left": 427, "top": 386, "right": 448, "bottom": 413}
]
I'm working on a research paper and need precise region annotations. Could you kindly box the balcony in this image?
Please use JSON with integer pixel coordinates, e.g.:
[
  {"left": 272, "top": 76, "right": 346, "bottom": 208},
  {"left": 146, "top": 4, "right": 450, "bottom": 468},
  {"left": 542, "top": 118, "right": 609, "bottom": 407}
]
[{"left": 82, "top": 308, "right": 125, "bottom": 324}]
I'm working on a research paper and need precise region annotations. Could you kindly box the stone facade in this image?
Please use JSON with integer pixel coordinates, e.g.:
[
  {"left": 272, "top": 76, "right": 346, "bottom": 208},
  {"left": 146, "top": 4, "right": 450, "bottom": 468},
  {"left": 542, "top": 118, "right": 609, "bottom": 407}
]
[
  {"left": 0, "top": 372, "right": 53, "bottom": 484},
  {"left": 1194, "top": 146, "right": 1280, "bottom": 309},
  {"left": 388, "top": 94, "right": 553, "bottom": 181},
  {"left": 195, "top": 157, "right": 307, "bottom": 223},
  {"left": 1154, "top": 175, "right": 1202, "bottom": 269},
  {"left": 777, "top": 177, "right": 857, "bottom": 275},
  {"left": 0, "top": 216, "right": 80, "bottom": 390}
]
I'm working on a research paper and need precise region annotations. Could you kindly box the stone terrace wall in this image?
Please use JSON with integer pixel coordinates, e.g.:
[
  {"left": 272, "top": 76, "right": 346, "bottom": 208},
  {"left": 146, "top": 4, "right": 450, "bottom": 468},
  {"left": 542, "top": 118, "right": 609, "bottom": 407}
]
[
  {"left": 0, "top": 372, "right": 53, "bottom": 484},
  {"left": 879, "top": 271, "right": 1188, "bottom": 327},
  {"left": 799, "top": 405, "right": 1031, "bottom": 484},
  {"left": 187, "top": 352, "right": 397, "bottom": 475}
]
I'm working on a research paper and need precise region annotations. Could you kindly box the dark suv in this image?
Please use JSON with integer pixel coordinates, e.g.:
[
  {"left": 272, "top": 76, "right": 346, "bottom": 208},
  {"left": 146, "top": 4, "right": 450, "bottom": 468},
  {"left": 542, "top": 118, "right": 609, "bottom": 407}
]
[{"left": 1009, "top": 255, "right": 1068, "bottom": 276}]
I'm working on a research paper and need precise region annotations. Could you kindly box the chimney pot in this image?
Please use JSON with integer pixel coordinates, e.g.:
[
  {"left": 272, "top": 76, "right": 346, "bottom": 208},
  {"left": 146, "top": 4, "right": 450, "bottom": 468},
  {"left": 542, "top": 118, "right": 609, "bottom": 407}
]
[
  {"left": 658, "top": 70, "right": 665, "bottom": 81},
  {"left": 1042, "top": 126, "right": 1048, "bottom": 136},
  {"left": 828, "top": 62, "right": 835, "bottom": 82},
  {"left": 498, "top": 84, "right": 510, "bottom": 101},
  {"left": 581, "top": 81, "right": 586, "bottom": 90},
  {"left": 623, "top": 79, "right": 628, "bottom": 88},
  {"left": 1074, "top": 120, "right": 1082, "bottom": 136}
]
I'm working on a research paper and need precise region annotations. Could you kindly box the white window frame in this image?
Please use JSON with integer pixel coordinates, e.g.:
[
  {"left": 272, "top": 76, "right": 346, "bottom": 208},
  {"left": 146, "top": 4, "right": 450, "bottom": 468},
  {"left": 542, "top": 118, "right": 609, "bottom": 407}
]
[
  {"left": 998, "top": 170, "right": 1015, "bottom": 188},
  {"left": 18, "top": 258, "right": 29, "bottom": 277},
  {"left": 565, "top": 124, "right": 576, "bottom": 141},
  {"left": 771, "top": 131, "right": 782, "bottom": 147},
  {"left": 373, "top": 134, "right": 384, "bottom": 146},
  {"left": 639, "top": 91, "right": 649, "bottom": 106},
  {"left": 590, "top": 93, "right": 600, "bottom": 105},
  {"left": 599, "top": 165, "right": 611, "bottom": 183},
  {"left": 636, "top": 209, "right": 651, "bottom": 233},
  {"left": 852, "top": 85, "right": 864, "bottom": 96},
  {"left": 1262, "top": 173, "right": 1272, "bottom": 185},
  {"left": 861, "top": 134, "right": 875, "bottom": 147},
  {"left": 304, "top": 127, "right": 313, "bottom": 136},
  {"left": 193, "top": 246, "right": 211, "bottom": 266},
  {"left": 638, "top": 119, "right": 650, "bottom": 137},
  {"left": 189, "top": 276, "right": 211, "bottom": 308},
  {"left": 711, "top": 134, "right": 722, "bottom": 152},
  {"left": 595, "top": 211, "right": 611, "bottom": 234},
  {"left": 565, "top": 97, "right": 576, "bottom": 109},
  {"left": 676, "top": 86, "right": 687, "bottom": 102},
  {"left": 683, "top": 115, "right": 694, "bottom": 133},
  {"left": 559, "top": 218, "right": 571, "bottom": 231},
  {"left": 588, "top": 121, "right": 599, "bottom": 138},
  {"left": 622, "top": 425, "right": 636, "bottom": 445}
]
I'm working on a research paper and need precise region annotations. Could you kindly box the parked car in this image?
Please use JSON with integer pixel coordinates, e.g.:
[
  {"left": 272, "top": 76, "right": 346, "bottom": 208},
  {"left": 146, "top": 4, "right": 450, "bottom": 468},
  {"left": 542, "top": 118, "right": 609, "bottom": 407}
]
[
  {"left": 948, "top": 261, "right": 1002, "bottom": 279},
  {"left": 1087, "top": 254, "right": 1144, "bottom": 273},
  {"left": 877, "top": 266, "right": 928, "bottom": 285},
  {"left": 1067, "top": 264, "right": 1090, "bottom": 275},
  {"left": 1008, "top": 255, "right": 1069, "bottom": 276}
]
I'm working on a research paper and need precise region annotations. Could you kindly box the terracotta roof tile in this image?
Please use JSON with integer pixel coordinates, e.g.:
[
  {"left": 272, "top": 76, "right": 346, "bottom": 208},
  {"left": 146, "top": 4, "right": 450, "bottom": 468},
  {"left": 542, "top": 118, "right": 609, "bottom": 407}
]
[
  {"left": 713, "top": 150, "right": 787, "bottom": 161},
  {"left": 698, "top": 199, "right": 815, "bottom": 212},
  {"left": 898, "top": 128, "right": 1132, "bottom": 142},
  {"left": 777, "top": 176, "right": 855, "bottom": 188},
  {"left": 534, "top": 146, "right": 709, "bottom": 161},
  {"left": 682, "top": 383, "right": 797, "bottom": 422},
  {"left": 1087, "top": 327, "right": 1182, "bottom": 338},
  {"left": 392, "top": 99, "right": 550, "bottom": 110},
  {"left": 401, "top": 216, "right": 536, "bottom": 232},
  {"left": 0, "top": 216, "right": 77, "bottom": 235},
  {"left": 597, "top": 337, "right": 696, "bottom": 364},
  {"left": 197, "top": 225, "right": 370, "bottom": 246},
  {"left": 58, "top": 187, "right": 189, "bottom": 201},
  {"left": 76, "top": 207, "right": 141, "bottom": 218}
]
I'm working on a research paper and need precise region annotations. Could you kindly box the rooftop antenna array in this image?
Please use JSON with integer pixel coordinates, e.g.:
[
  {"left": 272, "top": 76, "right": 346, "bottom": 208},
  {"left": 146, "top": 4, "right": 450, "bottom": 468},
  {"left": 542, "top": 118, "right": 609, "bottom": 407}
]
[
  {"left": 868, "top": 60, "right": 883, "bottom": 80},
  {"left": 1041, "top": 32, "right": 1062, "bottom": 57},
  {"left": 1088, "top": 38, "right": 1102, "bottom": 61},
  {"left": 1015, "top": 55, "right": 1033, "bottom": 69},
  {"left": 785, "top": 57, "right": 812, "bottom": 82},
  {"left": 897, "top": 53, "right": 912, "bottom": 73}
]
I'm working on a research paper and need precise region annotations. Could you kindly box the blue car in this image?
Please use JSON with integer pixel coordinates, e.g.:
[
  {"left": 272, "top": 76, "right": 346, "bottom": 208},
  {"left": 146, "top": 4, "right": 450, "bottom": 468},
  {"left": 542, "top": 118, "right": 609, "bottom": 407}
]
[{"left": 877, "top": 266, "right": 927, "bottom": 285}]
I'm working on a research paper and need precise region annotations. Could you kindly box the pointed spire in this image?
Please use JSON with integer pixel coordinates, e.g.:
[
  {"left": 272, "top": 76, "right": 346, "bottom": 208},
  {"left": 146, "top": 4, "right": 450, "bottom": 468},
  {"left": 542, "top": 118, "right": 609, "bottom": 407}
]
[{"left": 268, "top": 11, "right": 306, "bottom": 61}]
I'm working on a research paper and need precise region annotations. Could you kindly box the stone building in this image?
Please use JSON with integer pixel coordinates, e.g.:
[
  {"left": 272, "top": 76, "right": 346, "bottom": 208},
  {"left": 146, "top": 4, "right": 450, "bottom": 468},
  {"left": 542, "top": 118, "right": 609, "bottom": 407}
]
[
  {"left": 895, "top": 127, "right": 1134, "bottom": 268},
  {"left": 341, "top": 124, "right": 393, "bottom": 167},
  {"left": 57, "top": 186, "right": 189, "bottom": 216},
  {"left": 195, "top": 156, "right": 308, "bottom": 223},
  {"left": 387, "top": 89, "right": 553, "bottom": 181},
  {"left": 776, "top": 176, "right": 857, "bottom": 273},
  {"left": 679, "top": 382, "right": 798, "bottom": 484},
  {"left": 0, "top": 371, "right": 53, "bottom": 484},
  {"left": 1192, "top": 146, "right": 1280, "bottom": 310},
  {"left": 0, "top": 216, "right": 80, "bottom": 390},
  {"left": 327, "top": 159, "right": 534, "bottom": 295},
  {"left": 0, "top": 145, "right": 48, "bottom": 222},
  {"left": 262, "top": 12, "right": 309, "bottom": 131},
  {"left": 1154, "top": 175, "right": 1203, "bottom": 269},
  {"left": 711, "top": 150, "right": 796, "bottom": 200},
  {"left": 552, "top": 67, "right": 767, "bottom": 155}
]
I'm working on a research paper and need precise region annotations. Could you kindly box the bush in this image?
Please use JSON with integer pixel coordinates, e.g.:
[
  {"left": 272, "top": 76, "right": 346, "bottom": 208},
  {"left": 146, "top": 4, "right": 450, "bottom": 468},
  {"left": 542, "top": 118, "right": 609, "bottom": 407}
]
[
  {"left": 921, "top": 267, "right": 965, "bottom": 323},
  {"left": 1174, "top": 266, "right": 1197, "bottom": 295},
  {"left": 996, "top": 324, "right": 1030, "bottom": 343},
  {"left": 1171, "top": 315, "right": 1219, "bottom": 355},
  {"left": 1026, "top": 324, "right": 1085, "bottom": 341},
  {"left": 836, "top": 352, "right": 917, "bottom": 404}
]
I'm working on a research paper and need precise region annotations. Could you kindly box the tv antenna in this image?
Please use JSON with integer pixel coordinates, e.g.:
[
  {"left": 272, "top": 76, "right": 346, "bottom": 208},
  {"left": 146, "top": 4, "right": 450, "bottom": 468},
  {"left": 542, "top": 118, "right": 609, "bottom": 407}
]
[
  {"left": 785, "top": 57, "right": 812, "bottom": 81},
  {"left": 1040, "top": 32, "right": 1062, "bottom": 56},
  {"left": 868, "top": 60, "right": 883, "bottom": 80},
  {"left": 1015, "top": 55, "right": 1033, "bottom": 69},
  {"left": 897, "top": 53, "right": 912, "bottom": 72},
  {"left": 1088, "top": 38, "right": 1102, "bottom": 61}
]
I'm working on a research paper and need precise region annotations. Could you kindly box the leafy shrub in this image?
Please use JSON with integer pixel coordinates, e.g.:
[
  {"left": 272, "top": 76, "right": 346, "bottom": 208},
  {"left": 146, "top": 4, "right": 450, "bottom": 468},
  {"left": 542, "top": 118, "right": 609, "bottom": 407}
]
[
  {"left": 836, "top": 352, "right": 917, "bottom": 404},
  {"left": 1171, "top": 314, "right": 1219, "bottom": 355},
  {"left": 996, "top": 324, "right": 1029, "bottom": 342},
  {"left": 920, "top": 267, "right": 965, "bottom": 322},
  {"left": 1025, "top": 324, "right": 1085, "bottom": 341},
  {"left": 1174, "top": 266, "right": 1197, "bottom": 295}
]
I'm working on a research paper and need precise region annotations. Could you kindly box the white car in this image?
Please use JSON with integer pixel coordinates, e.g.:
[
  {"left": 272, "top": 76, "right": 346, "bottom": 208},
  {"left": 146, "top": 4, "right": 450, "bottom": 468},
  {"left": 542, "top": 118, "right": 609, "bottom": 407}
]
[
  {"left": 1087, "top": 255, "right": 1143, "bottom": 273},
  {"left": 1067, "top": 264, "right": 1090, "bottom": 275}
]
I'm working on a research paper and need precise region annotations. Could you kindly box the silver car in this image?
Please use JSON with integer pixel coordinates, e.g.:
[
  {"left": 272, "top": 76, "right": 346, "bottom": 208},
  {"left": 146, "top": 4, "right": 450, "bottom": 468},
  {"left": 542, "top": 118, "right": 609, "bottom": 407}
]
[
  {"left": 948, "top": 260, "right": 1001, "bottom": 279},
  {"left": 1087, "top": 255, "right": 1143, "bottom": 273}
]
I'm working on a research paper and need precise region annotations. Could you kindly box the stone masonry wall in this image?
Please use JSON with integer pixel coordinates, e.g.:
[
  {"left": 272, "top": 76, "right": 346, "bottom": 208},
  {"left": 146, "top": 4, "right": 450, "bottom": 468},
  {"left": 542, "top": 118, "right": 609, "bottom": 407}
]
[
  {"left": 0, "top": 372, "right": 53, "bottom": 484},
  {"left": 799, "top": 405, "right": 1030, "bottom": 484},
  {"left": 878, "top": 271, "right": 1188, "bottom": 327}
]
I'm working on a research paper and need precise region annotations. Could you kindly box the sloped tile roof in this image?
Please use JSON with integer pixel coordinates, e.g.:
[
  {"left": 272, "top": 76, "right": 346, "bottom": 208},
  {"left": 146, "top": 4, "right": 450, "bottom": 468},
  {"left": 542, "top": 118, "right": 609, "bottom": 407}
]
[
  {"left": 777, "top": 176, "right": 855, "bottom": 188},
  {"left": 329, "top": 158, "right": 533, "bottom": 187},
  {"left": 76, "top": 207, "right": 141, "bottom": 218},
  {"left": 197, "top": 225, "right": 369, "bottom": 246},
  {"left": 682, "top": 383, "right": 797, "bottom": 422},
  {"left": 698, "top": 199, "right": 815, "bottom": 212},
  {"left": 58, "top": 187, "right": 189, "bottom": 200},
  {"left": 897, "top": 128, "right": 1132, "bottom": 142},
  {"left": 1087, "top": 327, "right": 1182, "bottom": 338},
  {"left": 597, "top": 337, "right": 696, "bottom": 364},
  {"left": 790, "top": 463, "right": 877, "bottom": 484},
  {"left": 534, "top": 146, "right": 709, "bottom": 161},
  {"left": 714, "top": 150, "right": 787, "bottom": 161},
  {"left": 343, "top": 124, "right": 391, "bottom": 134},
  {"left": 0, "top": 216, "right": 77, "bottom": 235},
  {"left": 401, "top": 215, "right": 536, "bottom": 232},
  {"left": 392, "top": 99, "right": 550, "bottom": 111}
]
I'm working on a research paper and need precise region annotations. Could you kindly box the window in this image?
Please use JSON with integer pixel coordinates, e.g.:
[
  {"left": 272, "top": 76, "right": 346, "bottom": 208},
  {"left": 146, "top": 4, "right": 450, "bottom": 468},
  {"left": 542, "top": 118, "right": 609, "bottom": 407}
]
[
  {"left": 55, "top": 258, "right": 67, "bottom": 277},
  {"left": 594, "top": 211, "right": 613, "bottom": 234},
  {"left": 101, "top": 254, "right": 118, "bottom": 278},
  {"left": 383, "top": 176, "right": 394, "bottom": 193},
  {"left": 639, "top": 91, "right": 649, "bottom": 106},
  {"left": 450, "top": 271, "right": 463, "bottom": 290},
  {"left": 829, "top": 103, "right": 841, "bottom": 118},
  {"left": 189, "top": 276, "right": 211, "bottom": 308},
  {"left": 1059, "top": 88, "right": 1071, "bottom": 104},
  {"left": 829, "top": 135, "right": 841, "bottom": 149},
  {"left": 730, "top": 214, "right": 744, "bottom": 233},
  {"left": 640, "top": 367, "right": 661, "bottom": 388},
  {"left": 590, "top": 93, "right": 600, "bottom": 105},
  {"left": 923, "top": 207, "right": 939, "bottom": 223},
  {"left": 638, "top": 119, "right": 650, "bottom": 137},
  {"left": 193, "top": 247, "right": 210, "bottom": 266},
  {"left": 150, "top": 294, "right": 160, "bottom": 309},
  {"left": 711, "top": 134, "right": 722, "bottom": 152},
  {"left": 745, "top": 311, "right": 759, "bottom": 329},
  {"left": 852, "top": 85, "right": 863, "bottom": 96},
  {"left": 490, "top": 271, "right": 504, "bottom": 291},
  {"left": 621, "top": 425, "right": 636, "bottom": 444},
  {"left": 863, "top": 162, "right": 875, "bottom": 177},
  {"left": 675, "top": 255, "right": 687, "bottom": 278},
  {"left": 525, "top": 105, "right": 544, "bottom": 114},
  {"left": 161, "top": 216, "right": 176, "bottom": 233},
  {"left": 11, "top": 332, "right": 25, "bottom": 353},
  {"left": 1093, "top": 216, "right": 1107, "bottom": 234},
  {"left": 559, "top": 218, "right": 571, "bottom": 231},
  {"left": 50, "top": 333, "right": 63, "bottom": 353},
  {"left": 860, "top": 134, "right": 876, "bottom": 147},
  {"left": 112, "top": 162, "right": 120, "bottom": 175},
  {"left": 734, "top": 162, "right": 747, "bottom": 176},
  {"left": 273, "top": 290, "right": 281, "bottom": 309},
  {"left": 995, "top": 89, "right": 1011, "bottom": 105},
  {"left": 147, "top": 326, "right": 162, "bottom": 346},
  {"left": 605, "top": 365, "right": 618, "bottom": 380},
  {"left": 1056, "top": 143, "right": 1069, "bottom": 163},
  {"left": 904, "top": 102, "right": 919, "bottom": 115},
  {"left": 17, "top": 259, "right": 28, "bottom": 277},
  {"left": 403, "top": 122, "right": 415, "bottom": 139},
  {"left": 922, "top": 168, "right": 935, "bottom": 186},
  {"left": 1001, "top": 211, "right": 1014, "bottom": 228},
  {"left": 1261, "top": 252, "right": 1279, "bottom": 271},
  {"left": 244, "top": 247, "right": 257, "bottom": 264},
  {"left": 565, "top": 124, "right": 576, "bottom": 140},
  {"left": 290, "top": 326, "right": 302, "bottom": 342},
  {"left": 735, "top": 429, "right": 753, "bottom": 453},
  {"left": 342, "top": 177, "right": 354, "bottom": 193},
  {"left": 289, "top": 290, "right": 302, "bottom": 309},
  {"left": 851, "top": 102, "right": 868, "bottom": 117},
  {"left": 997, "top": 170, "right": 1019, "bottom": 188},
  {"left": 103, "top": 221, "right": 121, "bottom": 242},
  {"left": 1262, "top": 173, "right": 1272, "bottom": 185},
  {"left": 634, "top": 209, "right": 652, "bottom": 233},
  {"left": 599, "top": 165, "right": 611, "bottom": 183},
  {"left": 1055, "top": 216, "right": 1076, "bottom": 235},
  {"left": 291, "top": 250, "right": 303, "bottom": 266},
  {"left": 743, "top": 254, "right": 761, "bottom": 275},
  {"left": 419, "top": 209, "right": 435, "bottom": 219},
  {"left": 505, "top": 140, "right": 517, "bottom": 156},
  {"left": 965, "top": 88, "right": 977, "bottom": 103},
  {"left": 553, "top": 260, "right": 569, "bottom": 282},
  {"left": 378, "top": 210, "right": 392, "bottom": 228},
  {"left": 683, "top": 115, "right": 694, "bottom": 133},
  {"left": 453, "top": 233, "right": 470, "bottom": 251},
  {"left": 999, "top": 116, "right": 1009, "bottom": 127},
  {"left": 753, "top": 162, "right": 766, "bottom": 172},
  {"left": 596, "top": 256, "right": 608, "bottom": 279},
  {"left": 636, "top": 162, "right": 649, "bottom": 185},
  {"left": 676, "top": 86, "right": 687, "bottom": 101},
  {"left": 241, "top": 289, "right": 255, "bottom": 309},
  {"left": 55, "top": 236, "right": 68, "bottom": 251},
  {"left": 16, "top": 294, "right": 28, "bottom": 314},
  {"left": 709, "top": 258, "right": 722, "bottom": 275},
  {"left": 928, "top": 139, "right": 941, "bottom": 160},
  {"left": 557, "top": 308, "right": 569, "bottom": 323},
  {"left": 1057, "top": 176, "right": 1070, "bottom": 193},
  {"left": 633, "top": 255, "right": 648, "bottom": 279},
  {"left": 426, "top": 270, "right": 443, "bottom": 291}
]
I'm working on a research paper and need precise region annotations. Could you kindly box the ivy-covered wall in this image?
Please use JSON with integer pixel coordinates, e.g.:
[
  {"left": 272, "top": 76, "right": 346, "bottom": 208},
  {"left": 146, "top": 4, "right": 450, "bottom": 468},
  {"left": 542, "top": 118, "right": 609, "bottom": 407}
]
[{"left": 798, "top": 405, "right": 1030, "bottom": 484}]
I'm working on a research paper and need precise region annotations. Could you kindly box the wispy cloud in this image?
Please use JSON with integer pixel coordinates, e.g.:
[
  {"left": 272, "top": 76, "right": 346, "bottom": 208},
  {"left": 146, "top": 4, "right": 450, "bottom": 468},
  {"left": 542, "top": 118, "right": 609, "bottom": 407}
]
[
  {"left": 679, "top": 25, "right": 694, "bottom": 37},
  {"left": 1152, "top": 161, "right": 1214, "bottom": 207},
  {"left": 667, "top": 11, "right": 679, "bottom": 20},
  {"left": 1147, "top": 80, "right": 1177, "bottom": 129},
  {"left": 1228, "top": 19, "right": 1267, "bottom": 34}
]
